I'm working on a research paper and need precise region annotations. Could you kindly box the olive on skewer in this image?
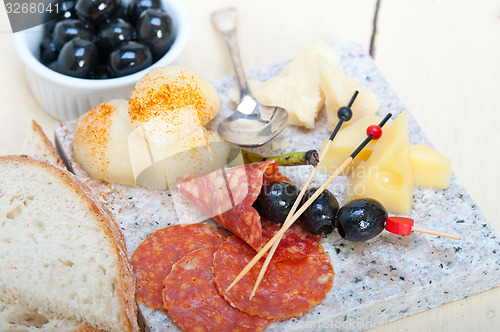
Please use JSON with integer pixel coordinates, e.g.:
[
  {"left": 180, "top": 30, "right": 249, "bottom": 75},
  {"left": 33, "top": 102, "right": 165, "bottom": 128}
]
[
  {"left": 336, "top": 198, "right": 387, "bottom": 241},
  {"left": 298, "top": 188, "right": 339, "bottom": 235},
  {"left": 254, "top": 181, "right": 300, "bottom": 224},
  {"left": 254, "top": 181, "right": 339, "bottom": 235},
  {"left": 254, "top": 184, "right": 458, "bottom": 242}
]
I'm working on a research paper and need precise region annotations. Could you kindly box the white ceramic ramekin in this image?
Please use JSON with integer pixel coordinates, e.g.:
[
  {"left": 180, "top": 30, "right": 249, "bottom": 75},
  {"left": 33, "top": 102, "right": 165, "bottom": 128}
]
[{"left": 12, "top": 0, "right": 190, "bottom": 121}]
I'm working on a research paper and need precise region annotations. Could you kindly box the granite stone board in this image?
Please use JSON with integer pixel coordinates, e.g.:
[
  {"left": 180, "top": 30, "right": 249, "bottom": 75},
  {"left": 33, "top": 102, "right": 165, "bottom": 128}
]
[{"left": 54, "top": 43, "right": 500, "bottom": 332}]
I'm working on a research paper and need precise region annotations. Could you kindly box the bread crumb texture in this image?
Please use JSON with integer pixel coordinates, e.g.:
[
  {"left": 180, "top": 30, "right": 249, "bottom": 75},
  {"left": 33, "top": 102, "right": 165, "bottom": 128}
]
[{"left": 0, "top": 156, "right": 138, "bottom": 331}]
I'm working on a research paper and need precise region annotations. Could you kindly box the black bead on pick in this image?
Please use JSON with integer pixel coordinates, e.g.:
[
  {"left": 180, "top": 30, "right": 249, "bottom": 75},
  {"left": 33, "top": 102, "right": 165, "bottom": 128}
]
[
  {"left": 337, "top": 106, "right": 353, "bottom": 121},
  {"left": 328, "top": 90, "right": 358, "bottom": 141}
]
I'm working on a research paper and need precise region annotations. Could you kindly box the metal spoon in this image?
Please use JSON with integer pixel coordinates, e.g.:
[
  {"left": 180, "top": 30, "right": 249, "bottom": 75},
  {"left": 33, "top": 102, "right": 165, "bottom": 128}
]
[{"left": 211, "top": 8, "right": 288, "bottom": 148}]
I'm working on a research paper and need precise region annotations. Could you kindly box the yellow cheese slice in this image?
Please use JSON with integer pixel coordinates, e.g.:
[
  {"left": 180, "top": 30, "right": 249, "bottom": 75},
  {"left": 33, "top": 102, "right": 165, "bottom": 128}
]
[
  {"left": 344, "top": 111, "right": 414, "bottom": 215},
  {"left": 410, "top": 144, "right": 450, "bottom": 189},
  {"left": 318, "top": 113, "right": 382, "bottom": 175},
  {"left": 318, "top": 55, "right": 379, "bottom": 130},
  {"left": 319, "top": 115, "right": 451, "bottom": 191}
]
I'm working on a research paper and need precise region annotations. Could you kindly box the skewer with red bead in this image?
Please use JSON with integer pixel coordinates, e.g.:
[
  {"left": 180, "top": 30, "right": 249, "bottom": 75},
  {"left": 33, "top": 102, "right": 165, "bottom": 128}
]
[
  {"left": 335, "top": 198, "right": 461, "bottom": 241},
  {"left": 227, "top": 112, "right": 393, "bottom": 294},
  {"left": 248, "top": 90, "right": 359, "bottom": 299},
  {"left": 385, "top": 217, "right": 460, "bottom": 240}
]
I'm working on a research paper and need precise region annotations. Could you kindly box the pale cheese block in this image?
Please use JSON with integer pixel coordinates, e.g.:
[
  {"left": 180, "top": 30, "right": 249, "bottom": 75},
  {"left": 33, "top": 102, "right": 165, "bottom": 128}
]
[
  {"left": 128, "top": 66, "right": 221, "bottom": 148},
  {"left": 231, "top": 41, "right": 340, "bottom": 129},
  {"left": 344, "top": 111, "right": 414, "bottom": 215},
  {"left": 410, "top": 144, "right": 451, "bottom": 189},
  {"left": 318, "top": 55, "right": 379, "bottom": 130},
  {"left": 129, "top": 126, "right": 231, "bottom": 189},
  {"left": 318, "top": 113, "right": 382, "bottom": 175},
  {"left": 74, "top": 99, "right": 135, "bottom": 186}
]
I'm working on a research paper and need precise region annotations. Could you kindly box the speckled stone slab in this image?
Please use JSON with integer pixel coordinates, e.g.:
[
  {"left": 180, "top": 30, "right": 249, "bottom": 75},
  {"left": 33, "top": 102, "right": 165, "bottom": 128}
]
[{"left": 55, "top": 43, "right": 500, "bottom": 332}]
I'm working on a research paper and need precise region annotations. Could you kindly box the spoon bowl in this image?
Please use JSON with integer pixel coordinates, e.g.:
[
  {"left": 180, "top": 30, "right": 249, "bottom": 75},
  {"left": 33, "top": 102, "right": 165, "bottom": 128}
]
[
  {"left": 211, "top": 8, "right": 288, "bottom": 147},
  {"left": 217, "top": 97, "right": 289, "bottom": 148}
]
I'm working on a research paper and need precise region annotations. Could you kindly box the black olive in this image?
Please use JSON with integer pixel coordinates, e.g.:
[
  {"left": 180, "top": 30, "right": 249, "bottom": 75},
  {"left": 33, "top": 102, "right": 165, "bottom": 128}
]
[
  {"left": 43, "top": 20, "right": 59, "bottom": 38},
  {"left": 42, "top": 0, "right": 77, "bottom": 35},
  {"left": 54, "top": 0, "right": 77, "bottom": 19},
  {"left": 298, "top": 188, "right": 339, "bottom": 235},
  {"left": 52, "top": 19, "right": 94, "bottom": 50},
  {"left": 48, "top": 61, "right": 58, "bottom": 72},
  {"left": 56, "top": 38, "right": 98, "bottom": 78},
  {"left": 336, "top": 198, "right": 387, "bottom": 241},
  {"left": 40, "top": 37, "right": 59, "bottom": 65},
  {"left": 96, "top": 18, "right": 135, "bottom": 55},
  {"left": 75, "top": 0, "right": 121, "bottom": 25},
  {"left": 128, "top": 0, "right": 162, "bottom": 25},
  {"left": 254, "top": 181, "right": 299, "bottom": 224},
  {"left": 136, "top": 9, "right": 173, "bottom": 60},
  {"left": 114, "top": 3, "right": 128, "bottom": 21},
  {"left": 39, "top": 0, "right": 174, "bottom": 79},
  {"left": 108, "top": 41, "right": 152, "bottom": 77},
  {"left": 91, "top": 63, "right": 113, "bottom": 79}
]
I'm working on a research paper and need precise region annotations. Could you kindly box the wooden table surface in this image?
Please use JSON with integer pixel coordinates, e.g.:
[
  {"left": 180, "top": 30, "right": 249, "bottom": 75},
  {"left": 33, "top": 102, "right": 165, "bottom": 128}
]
[{"left": 1, "top": 0, "right": 499, "bottom": 331}]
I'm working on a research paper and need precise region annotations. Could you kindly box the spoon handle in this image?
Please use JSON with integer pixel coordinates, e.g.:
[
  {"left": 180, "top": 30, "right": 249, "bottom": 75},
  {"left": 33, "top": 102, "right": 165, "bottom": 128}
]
[{"left": 211, "top": 8, "right": 251, "bottom": 98}]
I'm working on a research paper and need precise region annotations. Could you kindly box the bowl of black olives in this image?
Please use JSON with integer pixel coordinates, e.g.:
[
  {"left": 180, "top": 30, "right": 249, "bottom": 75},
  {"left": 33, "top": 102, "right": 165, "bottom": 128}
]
[{"left": 12, "top": 0, "right": 190, "bottom": 121}]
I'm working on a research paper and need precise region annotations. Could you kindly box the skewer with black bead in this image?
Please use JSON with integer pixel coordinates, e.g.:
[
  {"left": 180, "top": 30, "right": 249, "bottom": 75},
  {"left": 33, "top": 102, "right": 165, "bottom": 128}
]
[
  {"left": 248, "top": 90, "right": 359, "bottom": 299},
  {"left": 228, "top": 109, "right": 393, "bottom": 295}
]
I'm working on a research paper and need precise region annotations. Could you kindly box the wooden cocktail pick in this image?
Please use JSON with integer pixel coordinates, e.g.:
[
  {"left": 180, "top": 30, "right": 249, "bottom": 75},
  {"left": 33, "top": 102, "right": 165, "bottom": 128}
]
[
  {"left": 248, "top": 90, "right": 358, "bottom": 299},
  {"left": 226, "top": 112, "right": 393, "bottom": 294},
  {"left": 385, "top": 217, "right": 460, "bottom": 240}
]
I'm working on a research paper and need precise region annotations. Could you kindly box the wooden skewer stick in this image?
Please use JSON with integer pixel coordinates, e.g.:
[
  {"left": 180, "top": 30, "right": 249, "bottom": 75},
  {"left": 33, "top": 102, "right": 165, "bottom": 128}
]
[
  {"left": 226, "top": 113, "right": 393, "bottom": 293},
  {"left": 411, "top": 226, "right": 460, "bottom": 240},
  {"left": 385, "top": 216, "right": 460, "bottom": 240},
  {"left": 225, "top": 158, "right": 352, "bottom": 293},
  {"left": 248, "top": 91, "right": 359, "bottom": 299}
]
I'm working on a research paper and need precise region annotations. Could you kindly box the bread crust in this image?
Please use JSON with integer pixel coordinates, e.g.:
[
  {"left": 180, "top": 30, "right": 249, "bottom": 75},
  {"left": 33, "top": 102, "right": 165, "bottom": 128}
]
[
  {"left": 0, "top": 155, "right": 139, "bottom": 332},
  {"left": 26, "top": 120, "right": 65, "bottom": 168}
]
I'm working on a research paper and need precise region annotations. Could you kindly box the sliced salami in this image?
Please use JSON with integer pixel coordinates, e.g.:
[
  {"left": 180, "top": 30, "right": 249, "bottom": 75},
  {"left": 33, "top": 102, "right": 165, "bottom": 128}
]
[
  {"left": 260, "top": 219, "right": 322, "bottom": 262},
  {"left": 213, "top": 236, "right": 334, "bottom": 320},
  {"left": 131, "top": 223, "right": 227, "bottom": 309},
  {"left": 162, "top": 246, "right": 271, "bottom": 332},
  {"left": 177, "top": 160, "right": 289, "bottom": 251}
]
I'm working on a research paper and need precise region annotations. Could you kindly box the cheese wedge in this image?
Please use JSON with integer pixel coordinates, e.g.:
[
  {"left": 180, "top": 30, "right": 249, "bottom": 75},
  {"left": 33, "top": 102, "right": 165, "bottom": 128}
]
[
  {"left": 344, "top": 111, "right": 414, "bottom": 215},
  {"left": 74, "top": 99, "right": 135, "bottom": 186},
  {"left": 318, "top": 114, "right": 382, "bottom": 175},
  {"left": 319, "top": 114, "right": 451, "bottom": 191},
  {"left": 410, "top": 144, "right": 451, "bottom": 189},
  {"left": 129, "top": 127, "right": 231, "bottom": 189},
  {"left": 230, "top": 41, "right": 339, "bottom": 129},
  {"left": 318, "top": 55, "right": 379, "bottom": 130}
]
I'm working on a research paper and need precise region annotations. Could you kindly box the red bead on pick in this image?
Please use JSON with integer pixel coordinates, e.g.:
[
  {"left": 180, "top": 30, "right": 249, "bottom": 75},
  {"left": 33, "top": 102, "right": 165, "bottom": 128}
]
[
  {"left": 366, "top": 125, "right": 382, "bottom": 140},
  {"left": 385, "top": 217, "right": 414, "bottom": 236}
]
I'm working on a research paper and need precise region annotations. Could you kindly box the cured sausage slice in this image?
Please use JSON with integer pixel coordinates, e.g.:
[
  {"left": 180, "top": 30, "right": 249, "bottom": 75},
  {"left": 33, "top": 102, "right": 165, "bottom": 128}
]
[
  {"left": 260, "top": 219, "right": 322, "bottom": 262},
  {"left": 162, "top": 246, "right": 271, "bottom": 332},
  {"left": 177, "top": 160, "right": 289, "bottom": 251},
  {"left": 213, "top": 236, "right": 334, "bottom": 320},
  {"left": 131, "top": 223, "right": 227, "bottom": 309}
]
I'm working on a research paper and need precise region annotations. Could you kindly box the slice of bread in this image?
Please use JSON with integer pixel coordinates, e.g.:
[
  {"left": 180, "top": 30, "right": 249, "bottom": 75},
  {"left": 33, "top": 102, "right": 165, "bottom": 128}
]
[
  {"left": 0, "top": 298, "right": 101, "bottom": 331},
  {"left": 0, "top": 155, "right": 140, "bottom": 332},
  {"left": 20, "top": 120, "right": 65, "bottom": 168}
]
